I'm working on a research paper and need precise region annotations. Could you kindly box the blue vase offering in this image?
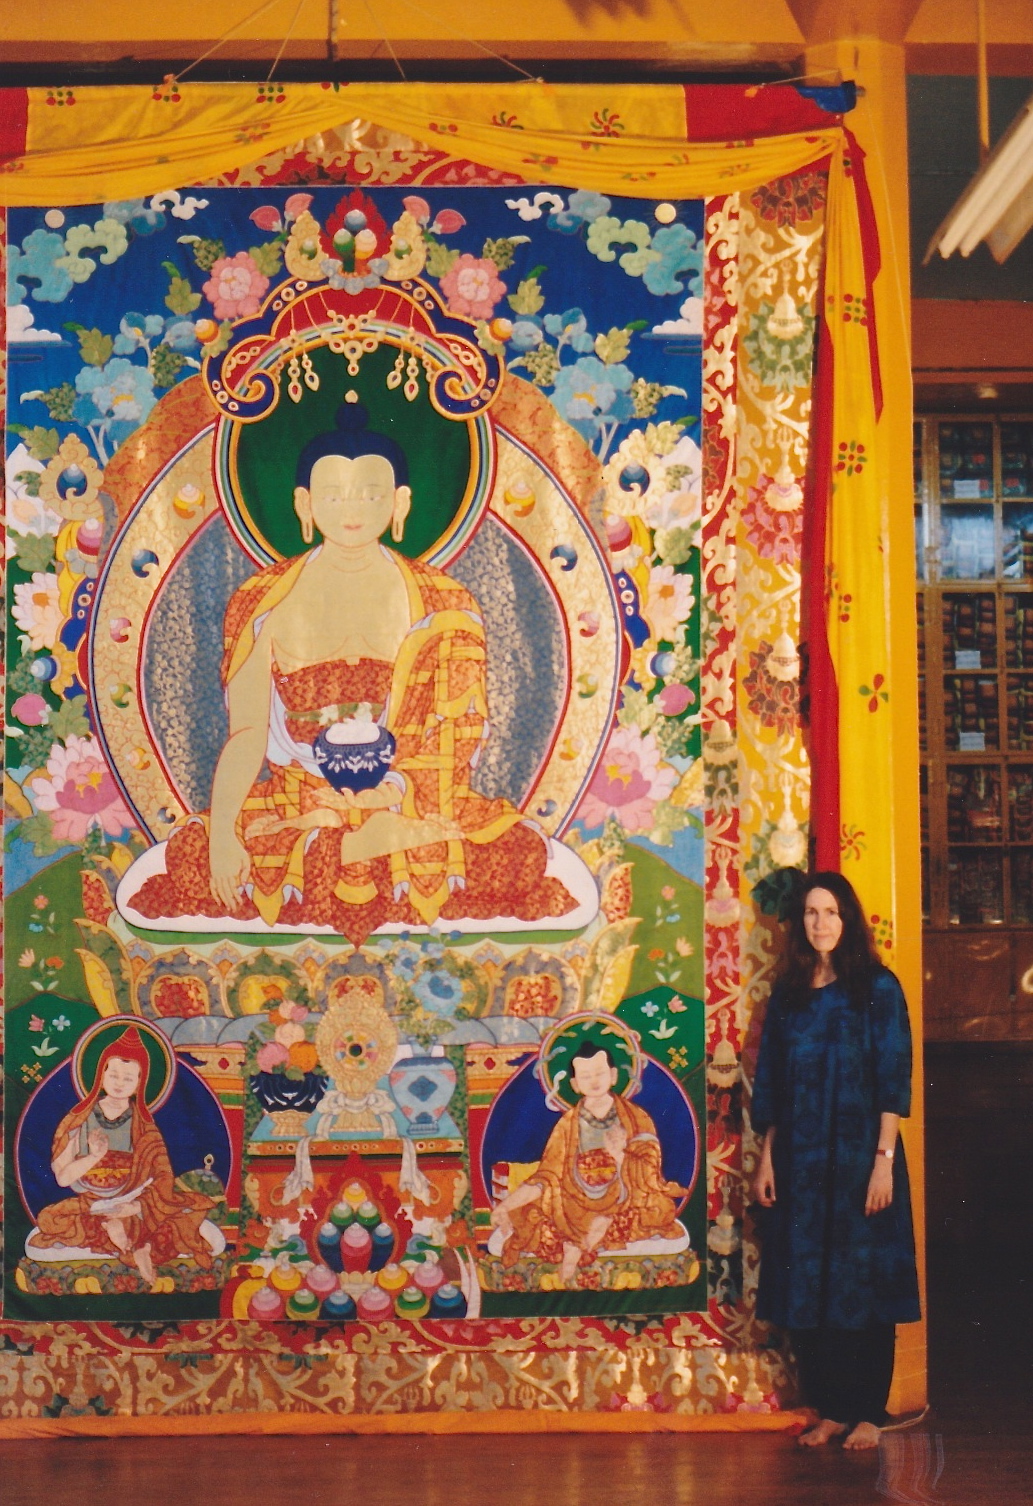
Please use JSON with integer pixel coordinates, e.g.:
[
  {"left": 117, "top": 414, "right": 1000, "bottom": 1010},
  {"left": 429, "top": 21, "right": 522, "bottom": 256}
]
[
  {"left": 318, "top": 1222, "right": 345, "bottom": 1272},
  {"left": 321, "top": 1289, "right": 356, "bottom": 1322},
  {"left": 313, "top": 716, "right": 396, "bottom": 794},
  {"left": 369, "top": 1222, "right": 395, "bottom": 1272},
  {"left": 430, "top": 1283, "right": 467, "bottom": 1319}
]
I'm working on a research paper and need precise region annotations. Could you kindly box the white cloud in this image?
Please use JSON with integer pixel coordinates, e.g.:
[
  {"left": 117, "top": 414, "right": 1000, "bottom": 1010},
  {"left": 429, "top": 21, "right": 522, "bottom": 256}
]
[
  {"left": 505, "top": 191, "right": 565, "bottom": 222},
  {"left": 150, "top": 190, "right": 209, "bottom": 221},
  {"left": 651, "top": 296, "right": 703, "bottom": 337},
  {"left": 7, "top": 305, "right": 61, "bottom": 343}
]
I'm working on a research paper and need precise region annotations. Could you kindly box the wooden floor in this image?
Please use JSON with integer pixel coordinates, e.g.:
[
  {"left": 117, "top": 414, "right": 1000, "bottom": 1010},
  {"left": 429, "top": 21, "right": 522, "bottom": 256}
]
[{"left": 3, "top": 1042, "right": 1030, "bottom": 1506}]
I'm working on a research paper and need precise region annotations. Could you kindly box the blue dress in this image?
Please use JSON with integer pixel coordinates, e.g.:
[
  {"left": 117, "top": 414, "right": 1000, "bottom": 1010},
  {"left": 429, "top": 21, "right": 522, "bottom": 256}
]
[{"left": 751, "top": 969, "right": 921, "bottom": 1330}]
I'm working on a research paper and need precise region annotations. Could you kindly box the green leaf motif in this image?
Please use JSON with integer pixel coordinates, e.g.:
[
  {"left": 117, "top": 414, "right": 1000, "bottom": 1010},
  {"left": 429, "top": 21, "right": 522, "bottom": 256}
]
[
  {"left": 18, "top": 812, "right": 61, "bottom": 857},
  {"left": 187, "top": 237, "right": 226, "bottom": 272},
  {"left": 164, "top": 275, "right": 202, "bottom": 316},
  {"left": 247, "top": 241, "right": 284, "bottom": 278},
  {"left": 425, "top": 239, "right": 459, "bottom": 278},
  {"left": 11, "top": 532, "right": 56, "bottom": 573},
  {"left": 594, "top": 326, "right": 633, "bottom": 365},
  {"left": 39, "top": 382, "right": 76, "bottom": 421},
  {"left": 48, "top": 699, "right": 91, "bottom": 743},
  {"left": 507, "top": 276, "right": 545, "bottom": 316},
  {"left": 481, "top": 236, "right": 528, "bottom": 271},
  {"left": 152, "top": 345, "right": 187, "bottom": 389},
  {"left": 201, "top": 321, "right": 233, "bottom": 358},
  {"left": 76, "top": 327, "right": 114, "bottom": 367},
  {"left": 9, "top": 424, "right": 60, "bottom": 462},
  {"left": 13, "top": 470, "right": 42, "bottom": 497},
  {"left": 11, "top": 723, "right": 56, "bottom": 770}
]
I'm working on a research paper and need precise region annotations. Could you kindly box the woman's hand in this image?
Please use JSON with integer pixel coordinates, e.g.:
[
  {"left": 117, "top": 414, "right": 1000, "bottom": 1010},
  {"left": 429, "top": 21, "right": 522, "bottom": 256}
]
[
  {"left": 865, "top": 1156, "right": 894, "bottom": 1215},
  {"left": 752, "top": 1156, "right": 777, "bottom": 1204},
  {"left": 209, "top": 832, "right": 251, "bottom": 911}
]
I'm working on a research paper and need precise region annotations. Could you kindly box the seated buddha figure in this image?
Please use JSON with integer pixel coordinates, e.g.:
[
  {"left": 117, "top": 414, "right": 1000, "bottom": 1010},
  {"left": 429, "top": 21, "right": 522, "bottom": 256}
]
[
  {"left": 129, "top": 401, "right": 590, "bottom": 947},
  {"left": 489, "top": 1041, "right": 689, "bottom": 1284}
]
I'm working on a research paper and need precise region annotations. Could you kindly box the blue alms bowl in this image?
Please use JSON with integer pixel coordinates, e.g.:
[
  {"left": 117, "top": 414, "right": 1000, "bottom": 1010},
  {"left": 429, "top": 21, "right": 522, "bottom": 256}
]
[{"left": 313, "top": 723, "right": 396, "bottom": 793}]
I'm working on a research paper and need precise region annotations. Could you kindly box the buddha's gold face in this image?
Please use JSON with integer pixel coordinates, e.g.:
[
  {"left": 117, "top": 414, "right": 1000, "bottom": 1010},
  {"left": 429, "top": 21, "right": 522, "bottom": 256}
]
[{"left": 294, "top": 453, "right": 410, "bottom": 550}]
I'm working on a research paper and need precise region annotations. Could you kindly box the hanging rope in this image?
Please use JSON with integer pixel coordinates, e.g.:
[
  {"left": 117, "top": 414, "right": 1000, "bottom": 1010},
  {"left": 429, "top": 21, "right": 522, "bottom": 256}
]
[
  {"left": 170, "top": 0, "right": 286, "bottom": 83},
  {"left": 363, "top": 0, "right": 408, "bottom": 81},
  {"left": 389, "top": 0, "right": 542, "bottom": 83},
  {"left": 267, "top": 0, "right": 306, "bottom": 81}
]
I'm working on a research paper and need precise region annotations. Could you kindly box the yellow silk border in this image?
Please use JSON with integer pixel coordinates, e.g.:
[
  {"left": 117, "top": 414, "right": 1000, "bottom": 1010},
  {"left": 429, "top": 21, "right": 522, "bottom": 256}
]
[{"left": 0, "top": 78, "right": 895, "bottom": 957}]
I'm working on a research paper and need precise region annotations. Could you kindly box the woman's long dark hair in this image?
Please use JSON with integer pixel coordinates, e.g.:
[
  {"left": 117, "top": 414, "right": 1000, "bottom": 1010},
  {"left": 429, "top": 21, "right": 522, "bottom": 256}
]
[{"left": 777, "top": 870, "right": 881, "bottom": 1009}]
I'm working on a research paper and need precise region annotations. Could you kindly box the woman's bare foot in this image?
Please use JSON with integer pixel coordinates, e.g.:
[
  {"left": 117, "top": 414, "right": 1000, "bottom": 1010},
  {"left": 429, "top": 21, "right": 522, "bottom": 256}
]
[
  {"left": 798, "top": 1418, "right": 848, "bottom": 1447},
  {"left": 843, "top": 1421, "right": 881, "bottom": 1450}
]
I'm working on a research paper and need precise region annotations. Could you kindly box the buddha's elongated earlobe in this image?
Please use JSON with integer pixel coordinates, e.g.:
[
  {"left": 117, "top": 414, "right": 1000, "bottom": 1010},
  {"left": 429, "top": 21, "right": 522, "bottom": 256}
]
[
  {"left": 295, "top": 485, "right": 314, "bottom": 544},
  {"left": 390, "top": 509, "right": 405, "bottom": 543}
]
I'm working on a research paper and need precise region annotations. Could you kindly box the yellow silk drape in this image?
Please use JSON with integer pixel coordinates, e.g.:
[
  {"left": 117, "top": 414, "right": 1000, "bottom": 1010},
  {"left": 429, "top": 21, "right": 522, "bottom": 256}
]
[{"left": 0, "top": 79, "right": 897, "bottom": 961}]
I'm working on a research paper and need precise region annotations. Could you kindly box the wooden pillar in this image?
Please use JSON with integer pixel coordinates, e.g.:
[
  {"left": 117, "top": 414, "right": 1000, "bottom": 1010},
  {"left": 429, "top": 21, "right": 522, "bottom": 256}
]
[{"left": 787, "top": 1, "right": 927, "bottom": 1414}]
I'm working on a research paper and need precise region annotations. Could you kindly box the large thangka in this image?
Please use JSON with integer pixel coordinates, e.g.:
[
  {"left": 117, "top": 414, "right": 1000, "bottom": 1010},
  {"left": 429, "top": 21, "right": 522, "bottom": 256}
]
[{"left": 2, "top": 143, "right": 820, "bottom": 1416}]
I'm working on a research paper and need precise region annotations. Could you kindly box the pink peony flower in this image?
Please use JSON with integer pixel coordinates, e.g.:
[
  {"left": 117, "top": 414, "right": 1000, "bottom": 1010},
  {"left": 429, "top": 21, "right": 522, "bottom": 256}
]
[
  {"left": 284, "top": 192, "right": 313, "bottom": 220},
  {"left": 656, "top": 682, "right": 694, "bottom": 717},
  {"left": 202, "top": 252, "right": 270, "bottom": 321},
  {"left": 30, "top": 734, "right": 133, "bottom": 844},
  {"left": 12, "top": 693, "right": 49, "bottom": 727},
  {"left": 402, "top": 195, "right": 431, "bottom": 224},
  {"left": 256, "top": 1040, "right": 290, "bottom": 1073},
  {"left": 577, "top": 724, "right": 678, "bottom": 834},
  {"left": 440, "top": 254, "right": 506, "bottom": 321}
]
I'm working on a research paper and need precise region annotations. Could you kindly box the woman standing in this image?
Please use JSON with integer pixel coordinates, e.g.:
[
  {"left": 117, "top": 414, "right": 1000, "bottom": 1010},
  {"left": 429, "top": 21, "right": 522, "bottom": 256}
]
[{"left": 751, "top": 872, "right": 920, "bottom": 1449}]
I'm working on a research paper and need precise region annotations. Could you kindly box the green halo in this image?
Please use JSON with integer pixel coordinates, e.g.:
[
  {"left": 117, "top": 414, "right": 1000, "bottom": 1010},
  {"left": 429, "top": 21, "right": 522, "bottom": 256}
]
[
  {"left": 224, "top": 343, "right": 486, "bottom": 564},
  {"left": 538, "top": 1013, "right": 644, "bottom": 1111},
  {"left": 72, "top": 1018, "right": 175, "bottom": 1110}
]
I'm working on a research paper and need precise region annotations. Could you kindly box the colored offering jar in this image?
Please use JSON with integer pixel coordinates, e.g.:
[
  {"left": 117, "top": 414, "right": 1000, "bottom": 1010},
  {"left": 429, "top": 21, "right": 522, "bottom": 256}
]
[
  {"left": 305, "top": 1264, "right": 339, "bottom": 1300},
  {"left": 376, "top": 1262, "right": 408, "bottom": 1295},
  {"left": 269, "top": 1257, "right": 302, "bottom": 1295},
  {"left": 413, "top": 1261, "right": 445, "bottom": 1298},
  {"left": 286, "top": 1287, "right": 321, "bottom": 1321},
  {"left": 321, "top": 1289, "right": 356, "bottom": 1322},
  {"left": 329, "top": 1200, "right": 354, "bottom": 1230},
  {"left": 340, "top": 1223, "right": 373, "bottom": 1273},
  {"left": 369, "top": 1222, "right": 394, "bottom": 1272},
  {"left": 430, "top": 1283, "right": 467, "bottom": 1320},
  {"left": 343, "top": 1181, "right": 367, "bottom": 1210},
  {"left": 395, "top": 1285, "right": 430, "bottom": 1319},
  {"left": 317, "top": 1222, "right": 345, "bottom": 1272},
  {"left": 248, "top": 1285, "right": 285, "bottom": 1322},
  {"left": 356, "top": 1199, "right": 381, "bottom": 1230},
  {"left": 356, "top": 1284, "right": 393, "bottom": 1322}
]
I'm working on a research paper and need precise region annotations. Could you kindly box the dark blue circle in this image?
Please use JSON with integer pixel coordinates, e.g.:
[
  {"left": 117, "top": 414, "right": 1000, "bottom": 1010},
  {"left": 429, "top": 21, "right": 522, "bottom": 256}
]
[
  {"left": 480, "top": 1054, "right": 698, "bottom": 1208},
  {"left": 16, "top": 1056, "right": 234, "bottom": 1223}
]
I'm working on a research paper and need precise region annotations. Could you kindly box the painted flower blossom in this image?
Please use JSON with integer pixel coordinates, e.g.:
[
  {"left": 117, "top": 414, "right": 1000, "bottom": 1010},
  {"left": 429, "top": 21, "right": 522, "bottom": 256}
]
[
  {"left": 273, "top": 1020, "right": 306, "bottom": 1049},
  {"left": 202, "top": 251, "right": 270, "bottom": 321},
  {"left": 552, "top": 356, "right": 634, "bottom": 445},
  {"left": 11, "top": 692, "right": 50, "bottom": 726},
  {"left": 13, "top": 571, "right": 62, "bottom": 650},
  {"left": 75, "top": 356, "right": 157, "bottom": 430},
  {"left": 740, "top": 471, "right": 804, "bottom": 564},
  {"left": 30, "top": 734, "right": 133, "bottom": 844},
  {"left": 440, "top": 253, "right": 507, "bottom": 321},
  {"left": 643, "top": 435, "right": 703, "bottom": 531},
  {"left": 644, "top": 563, "right": 695, "bottom": 643},
  {"left": 256, "top": 1040, "right": 290, "bottom": 1073},
  {"left": 412, "top": 966, "right": 464, "bottom": 1016},
  {"left": 577, "top": 724, "right": 678, "bottom": 834}
]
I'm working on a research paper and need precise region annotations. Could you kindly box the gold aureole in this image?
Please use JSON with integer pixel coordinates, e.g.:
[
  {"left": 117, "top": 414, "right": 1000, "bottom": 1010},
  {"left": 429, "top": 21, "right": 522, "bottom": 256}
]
[
  {"left": 487, "top": 433, "right": 619, "bottom": 837},
  {"left": 91, "top": 431, "right": 218, "bottom": 837}
]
